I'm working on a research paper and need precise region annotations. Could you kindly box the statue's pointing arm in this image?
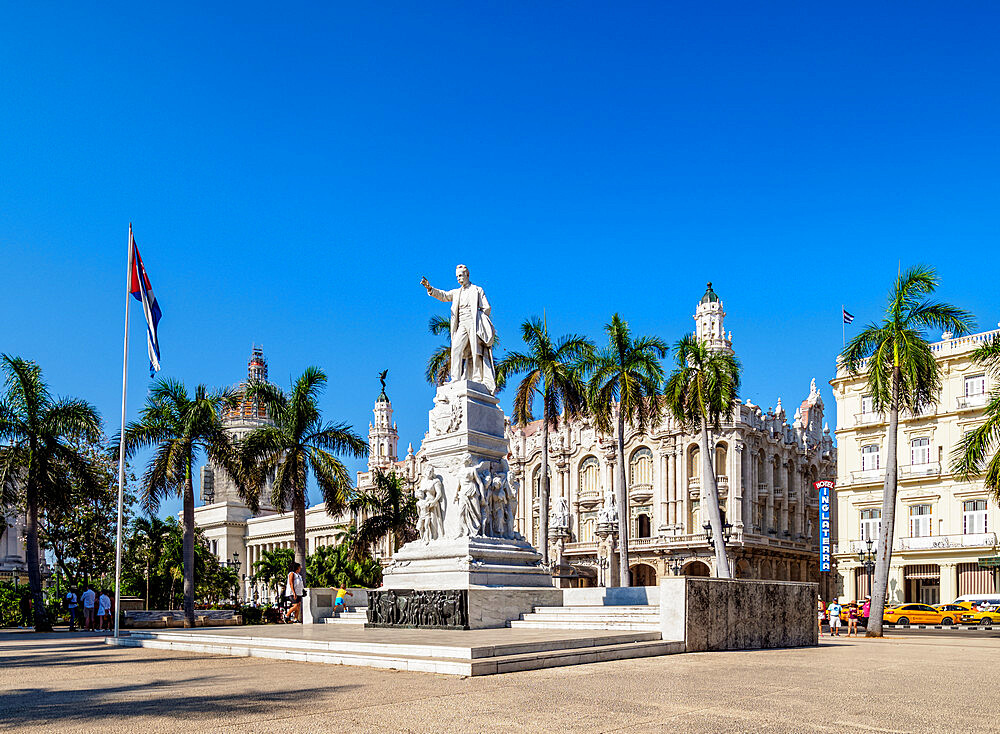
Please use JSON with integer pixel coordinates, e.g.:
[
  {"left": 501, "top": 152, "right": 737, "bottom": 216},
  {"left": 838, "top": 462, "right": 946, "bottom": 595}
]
[{"left": 420, "top": 277, "right": 452, "bottom": 304}]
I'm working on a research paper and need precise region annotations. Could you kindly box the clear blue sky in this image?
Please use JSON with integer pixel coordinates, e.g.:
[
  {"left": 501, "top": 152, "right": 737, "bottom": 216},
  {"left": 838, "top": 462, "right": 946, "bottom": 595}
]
[{"left": 2, "top": 3, "right": 999, "bottom": 520}]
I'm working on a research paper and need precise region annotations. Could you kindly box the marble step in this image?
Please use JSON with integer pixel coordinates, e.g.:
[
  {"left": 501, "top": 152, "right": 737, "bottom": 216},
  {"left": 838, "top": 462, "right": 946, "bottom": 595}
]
[
  {"left": 509, "top": 604, "right": 660, "bottom": 631},
  {"left": 509, "top": 619, "right": 659, "bottom": 631},
  {"left": 106, "top": 632, "right": 682, "bottom": 676},
  {"left": 530, "top": 605, "right": 659, "bottom": 617}
]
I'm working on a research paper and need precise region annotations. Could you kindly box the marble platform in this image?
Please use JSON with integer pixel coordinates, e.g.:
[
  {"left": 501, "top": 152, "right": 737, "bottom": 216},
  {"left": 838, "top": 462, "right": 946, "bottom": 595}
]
[{"left": 104, "top": 623, "right": 683, "bottom": 676}]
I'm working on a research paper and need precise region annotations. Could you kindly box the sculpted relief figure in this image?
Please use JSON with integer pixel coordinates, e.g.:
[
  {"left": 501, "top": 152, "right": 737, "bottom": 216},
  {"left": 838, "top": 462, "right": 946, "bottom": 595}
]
[
  {"left": 454, "top": 455, "right": 490, "bottom": 537},
  {"left": 598, "top": 493, "right": 618, "bottom": 525},
  {"left": 416, "top": 465, "right": 445, "bottom": 543},
  {"left": 551, "top": 497, "right": 571, "bottom": 530},
  {"left": 421, "top": 265, "right": 496, "bottom": 392}
]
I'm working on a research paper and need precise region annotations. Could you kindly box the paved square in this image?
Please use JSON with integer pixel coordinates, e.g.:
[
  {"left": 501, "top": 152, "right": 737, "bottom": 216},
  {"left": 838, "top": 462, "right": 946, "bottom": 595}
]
[{"left": 1, "top": 629, "right": 996, "bottom": 733}]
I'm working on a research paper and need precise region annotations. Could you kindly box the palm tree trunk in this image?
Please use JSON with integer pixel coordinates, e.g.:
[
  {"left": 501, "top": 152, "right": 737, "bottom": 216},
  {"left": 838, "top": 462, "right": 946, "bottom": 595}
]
[
  {"left": 867, "top": 368, "right": 901, "bottom": 637},
  {"left": 700, "top": 420, "right": 731, "bottom": 578},
  {"left": 616, "top": 407, "right": 631, "bottom": 587},
  {"left": 25, "top": 480, "right": 52, "bottom": 632},
  {"left": 182, "top": 460, "right": 196, "bottom": 628},
  {"left": 540, "top": 415, "right": 550, "bottom": 566},
  {"left": 293, "top": 486, "right": 308, "bottom": 574}
]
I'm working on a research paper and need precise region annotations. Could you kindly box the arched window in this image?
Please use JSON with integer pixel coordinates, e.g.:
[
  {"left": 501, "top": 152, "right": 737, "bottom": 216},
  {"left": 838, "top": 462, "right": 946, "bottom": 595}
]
[
  {"left": 910, "top": 437, "right": 931, "bottom": 465},
  {"left": 715, "top": 443, "right": 728, "bottom": 477},
  {"left": 579, "top": 457, "right": 600, "bottom": 496},
  {"left": 688, "top": 445, "right": 701, "bottom": 478},
  {"left": 630, "top": 448, "right": 653, "bottom": 487},
  {"left": 579, "top": 517, "right": 595, "bottom": 543},
  {"left": 379, "top": 443, "right": 386, "bottom": 457}
]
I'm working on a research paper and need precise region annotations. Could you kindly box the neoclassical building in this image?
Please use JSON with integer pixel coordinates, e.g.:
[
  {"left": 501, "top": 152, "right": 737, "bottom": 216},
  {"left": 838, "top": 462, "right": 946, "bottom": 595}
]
[
  {"left": 507, "top": 285, "right": 837, "bottom": 590},
  {"left": 831, "top": 326, "right": 1000, "bottom": 605}
]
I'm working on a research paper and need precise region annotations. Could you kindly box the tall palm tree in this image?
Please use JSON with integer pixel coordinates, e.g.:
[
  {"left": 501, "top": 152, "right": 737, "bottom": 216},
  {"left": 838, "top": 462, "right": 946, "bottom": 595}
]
[
  {"left": 351, "top": 469, "right": 418, "bottom": 556},
  {"left": 122, "top": 379, "right": 244, "bottom": 627},
  {"left": 588, "top": 315, "right": 669, "bottom": 587},
  {"left": 842, "top": 265, "right": 973, "bottom": 637},
  {"left": 0, "top": 355, "right": 102, "bottom": 631},
  {"left": 664, "top": 334, "right": 740, "bottom": 579},
  {"left": 496, "top": 317, "right": 593, "bottom": 565},
  {"left": 953, "top": 335, "right": 1000, "bottom": 500},
  {"left": 242, "top": 367, "right": 367, "bottom": 573}
]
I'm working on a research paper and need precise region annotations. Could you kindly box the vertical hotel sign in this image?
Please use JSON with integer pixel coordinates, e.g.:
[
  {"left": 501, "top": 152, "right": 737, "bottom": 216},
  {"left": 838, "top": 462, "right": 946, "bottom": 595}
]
[{"left": 815, "top": 480, "right": 834, "bottom": 572}]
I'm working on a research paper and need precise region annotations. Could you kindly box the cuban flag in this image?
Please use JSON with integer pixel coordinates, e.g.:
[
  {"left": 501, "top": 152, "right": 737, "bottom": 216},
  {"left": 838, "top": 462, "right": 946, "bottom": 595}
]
[
  {"left": 842, "top": 308, "right": 855, "bottom": 325},
  {"left": 128, "top": 226, "right": 162, "bottom": 375}
]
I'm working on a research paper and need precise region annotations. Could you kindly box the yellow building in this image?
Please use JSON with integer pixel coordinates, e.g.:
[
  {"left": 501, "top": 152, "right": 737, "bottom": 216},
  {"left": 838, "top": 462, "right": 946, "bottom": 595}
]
[{"left": 831, "top": 328, "right": 1000, "bottom": 605}]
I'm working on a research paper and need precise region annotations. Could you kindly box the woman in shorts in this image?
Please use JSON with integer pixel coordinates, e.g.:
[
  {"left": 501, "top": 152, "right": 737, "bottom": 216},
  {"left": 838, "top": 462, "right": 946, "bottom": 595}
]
[{"left": 847, "top": 602, "right": 858, "bottom": 636}]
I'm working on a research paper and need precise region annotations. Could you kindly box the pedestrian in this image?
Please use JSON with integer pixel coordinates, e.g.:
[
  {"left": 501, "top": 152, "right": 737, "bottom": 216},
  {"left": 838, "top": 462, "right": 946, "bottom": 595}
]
[
  {"left": 334, "top": 584, "right": 353, "bottom": 612},
  {"left": 98, "top": 590, "right": 112, "bottom": 632},
  {"left": 65, "top": 588, "right": 79, "bottom": 631},
  {"left": 285, "top": 562, "right": 304, "bottom": 623},
  {"left": 817, "top": 596, "right": 825, "bottom": 636},
  {"left": 81, "top": 585, "right": 96, "bottom": 631},
  {"left": 847, "top": 602, "right": 858, "bottom": 636},
  {"left": 861, "top": 596, "right": 871, "bottom": 628},
  {"left": 828, "top": 598, "right": 843, "bottom": 637}
]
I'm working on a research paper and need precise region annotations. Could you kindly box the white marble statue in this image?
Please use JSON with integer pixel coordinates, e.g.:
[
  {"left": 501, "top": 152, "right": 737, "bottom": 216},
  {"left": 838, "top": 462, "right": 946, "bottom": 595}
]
[
  {"left": 454, "top": 455, "right": 490, "bottom": 537},
  {"left": 416, "top": 465, "right": 445, "bottom": 543},
  {"left": 503, "top": 469, "right": 519, "bottom": 540},
  {"left": 598, "top": 493, "right": 618, "bottom": 525},
  {"left": 551, "top": 497, "right": 571, "bottom": 530},
  {"left": 421, "top": 264, "right": 496, "bottom": 392}
]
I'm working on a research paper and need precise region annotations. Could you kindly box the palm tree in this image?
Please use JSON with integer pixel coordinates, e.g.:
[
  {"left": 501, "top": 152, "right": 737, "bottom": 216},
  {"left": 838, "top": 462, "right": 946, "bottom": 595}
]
[
  {"left": 587, "top": 315, "right": 669, "bottom": 587},
  {"left": 664, "top": 333, "right": 740, "bottom": 579},
  {"left": 496, "top": 317, "right": 593, "bottom": 565},
  {"left": 953, "top": 335, "right": 1000, "bottom": 500},
  {"left": 351, "top": 469, "right": 418, "bottom": 556},
  {"left": 842, "top": 265, "right": 973, "bottom": 637},
  {"left": 122, "top": 379, "right": 244, "bottom": 627},
  {"left": 0, "top": 355, "right": 102, "bottom": 631},
  {"left": 307, "top": 530, "right": 383, "bottom": 588},
  {"left": 242, "top": 367, "right": 367, "bottom": 573},
  {"left": 425, "top": 315, "right": 452, "bottom": 386},
  {"left": 132, "top": 515, "right": 171, "bottom": 610}
]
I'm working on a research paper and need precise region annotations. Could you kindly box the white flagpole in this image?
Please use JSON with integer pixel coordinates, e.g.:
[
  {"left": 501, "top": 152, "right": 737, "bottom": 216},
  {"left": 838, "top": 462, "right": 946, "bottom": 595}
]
[
  {"left": 113, "top": 224, "right": 134, "bottom": 639},
  {"left": 842, "top": 304, "right": 845, "bottom": 348}
]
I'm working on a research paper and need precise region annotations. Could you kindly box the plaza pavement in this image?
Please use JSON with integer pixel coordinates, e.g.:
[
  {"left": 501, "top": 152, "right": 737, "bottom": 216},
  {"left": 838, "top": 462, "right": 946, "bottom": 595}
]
[{"left": 1, "top": 627, "right": 997, "bottom": 733}]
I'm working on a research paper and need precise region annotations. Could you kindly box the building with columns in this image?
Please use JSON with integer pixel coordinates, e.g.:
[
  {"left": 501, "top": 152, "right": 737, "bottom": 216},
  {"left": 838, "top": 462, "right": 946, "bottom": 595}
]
[
  {"left": 830, "top": 326, "right": 1000, "bottom": 605},
  {"left": 507, "top": 284, "right": 837, "bottom": 590}
]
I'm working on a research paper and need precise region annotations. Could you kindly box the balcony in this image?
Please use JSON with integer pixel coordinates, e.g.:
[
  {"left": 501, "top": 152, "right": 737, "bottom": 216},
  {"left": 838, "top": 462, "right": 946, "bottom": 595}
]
[
  {"left": 629, "top": 483, "right": 654, "bottom": 503},
  {"left": 850, "top": 468, "right": 885, "bottom": 485},
  {"left": 957, "top": 393, "right": 988, "bottom": 410},
  {"left": 897, "top": 533, "right": 997, "bottom": 551},
  {"left": 688, "top": 475, "right": 728, "bottom": 495},
  {"left": 757, "top": 482, "right": 769, "bottom": 494},
  {"left": 854, "top": 412, "right": 883, "bottom": 426},
  {"left": 899, "top": 461, "right": 941, "bottom": 480},
  {"left": 773, "top": 485, "right": 784, "bottom": 498}
]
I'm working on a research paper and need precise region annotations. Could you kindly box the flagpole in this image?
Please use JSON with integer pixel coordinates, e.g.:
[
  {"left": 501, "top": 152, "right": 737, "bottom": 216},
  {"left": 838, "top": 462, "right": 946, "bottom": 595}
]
[
  {"left": 113, "top": 224, "right": 133, "bottom": 639},
  {"left": 842, "top": 304, "right": 845, "bottom": 348}
]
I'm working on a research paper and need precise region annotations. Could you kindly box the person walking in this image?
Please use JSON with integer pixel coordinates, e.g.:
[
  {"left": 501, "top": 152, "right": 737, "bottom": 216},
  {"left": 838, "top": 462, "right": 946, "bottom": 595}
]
[
  {"left": 65, "top": 588, "right": 79, "bottom": 631},
  {"left": 861, "top": 596, "right": 871, "bottom": 628},
  {"left": 81, "top": 585, "right": 96, "bottom": 631},
  {"left": 285, "top": 562, "right": 304, "bottom": 623},
  {"left": 828, "top": 598, "right": 843, "bottom": 637},
  {"left": 817, "top": 596, "right": 825, "bottom": 636},
  {"left": 97, "top": 590, "right": 112, "bottom": 632},
  {"left": 847, "top": 602, "right": 859, "bottom": 636}
]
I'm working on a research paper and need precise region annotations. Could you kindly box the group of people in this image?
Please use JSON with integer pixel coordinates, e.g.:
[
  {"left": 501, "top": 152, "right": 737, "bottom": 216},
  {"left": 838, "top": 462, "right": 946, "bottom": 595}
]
[
  {"left": 280, "top": 561, "right": 352, "bottom": 623},
  {"left": 818, "top": 595, "right": 872, "bottom": 637},
  {"left": 64, "top": 586, "right": 113, "bottom": 632}
]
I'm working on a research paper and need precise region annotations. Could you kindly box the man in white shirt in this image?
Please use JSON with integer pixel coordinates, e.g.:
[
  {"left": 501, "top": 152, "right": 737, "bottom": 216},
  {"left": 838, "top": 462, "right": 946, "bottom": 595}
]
[
  {"left": 97, "top": 591, "right": 112, "bottom": 632},
  {"left": 81, "top": 586, "right": 96, "bottom": 631},
  {"left": 65, "top": 589, "right": 78, "bottom": 631}
]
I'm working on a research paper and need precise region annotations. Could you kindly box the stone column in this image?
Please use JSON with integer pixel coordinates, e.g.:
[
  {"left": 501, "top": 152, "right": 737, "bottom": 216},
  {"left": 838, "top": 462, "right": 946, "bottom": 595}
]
[
  {"left": 657, "top": 447, "right": 669, "bottom": 530},
  {"left": 844, "top": 563, "right": 857, "bottom": 603},
  {"left": 780, "top": 460, "right": 790, "bottom": 536},
  {"left": 940, "top": 562, "right": 958, "bottom": 603},
  {"left": 666, "top": 451, "right": 677, "bottom": 527},
  {"left": 733, "top": 442, "right": 745, "bottom": 529},
  {"left": 765, "top": 456, "right": 775, "bottom": 534},
  {"left": 677, "top": 445, "right": 689, "bottom": 533}
]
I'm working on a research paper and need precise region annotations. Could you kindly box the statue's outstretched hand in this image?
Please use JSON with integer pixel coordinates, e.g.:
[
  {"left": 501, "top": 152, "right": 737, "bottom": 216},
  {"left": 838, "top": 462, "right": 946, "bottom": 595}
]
[{"left": 420, "top": 277, "right": 430, "bottom": 291}]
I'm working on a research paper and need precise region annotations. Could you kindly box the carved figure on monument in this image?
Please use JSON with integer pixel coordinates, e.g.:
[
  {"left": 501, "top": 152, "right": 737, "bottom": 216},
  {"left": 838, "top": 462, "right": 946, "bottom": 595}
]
[
  {"left": 598, "top": 493, "right": 618, "bottom": 525},
  {"left": 416, "top": 465, "right": 445, "bottom": 543},
  {"left": 421, "top": 265, "right": 496, "bottom": 392},
  {"left": 454, "top": 455, "right": 490, "bottom": 537},
  {"left": 430, "top": 394, "right": 463, "bottom": 435},
  {"left": 551, "top": 496, "right": 571, "bottom": 530},
  {"left": 503, "top": 469, "right": 520, "bottom": 540}
]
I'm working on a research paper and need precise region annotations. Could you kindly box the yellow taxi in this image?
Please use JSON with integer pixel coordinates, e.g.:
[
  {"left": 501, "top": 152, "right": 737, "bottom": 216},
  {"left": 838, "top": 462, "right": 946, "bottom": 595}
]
[
  {"left": 935, "top": 602, "right": 976, "bottom": 624},
  {"left": 883, "top": 603, "right": 957, "bottom": 625}
]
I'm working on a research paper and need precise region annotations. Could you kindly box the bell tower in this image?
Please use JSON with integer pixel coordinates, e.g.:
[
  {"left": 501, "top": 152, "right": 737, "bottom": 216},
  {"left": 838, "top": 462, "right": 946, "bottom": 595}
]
[
  {"left": 694, "top": 282, "right": 733, "bottom": 354},
  {"left": 369, "top": 374, "right": 398, "bottom": 472}
]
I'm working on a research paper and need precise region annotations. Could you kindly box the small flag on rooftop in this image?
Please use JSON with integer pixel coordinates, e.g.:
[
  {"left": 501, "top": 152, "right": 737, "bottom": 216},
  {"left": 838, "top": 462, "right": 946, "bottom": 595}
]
[{"left": 842, "top": 308, "right": 855, "bottom": 325}]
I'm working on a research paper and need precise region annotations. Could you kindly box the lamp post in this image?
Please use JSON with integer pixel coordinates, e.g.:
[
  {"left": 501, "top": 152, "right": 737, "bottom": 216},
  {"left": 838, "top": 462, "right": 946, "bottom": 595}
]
[
  {"left": 703, "top": 518, "right": 734, "bottom": 545},
  {"left": 667, "top": 555, "right": 684, "bottom": 576},
  {"left": 857, "top": 538, "right": 876, "bottom": 598}
]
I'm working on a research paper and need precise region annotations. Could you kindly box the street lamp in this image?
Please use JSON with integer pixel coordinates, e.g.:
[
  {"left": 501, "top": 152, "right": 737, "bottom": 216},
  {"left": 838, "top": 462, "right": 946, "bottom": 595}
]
[
  {"left": 668, "top": 556, "right": 684, "bottom": 576},
  {"left": 857, "top": 537, "right": 877, "bottom": 597},
  {"left": 703, "top": 518, "right": 734, "bottom": 545}
]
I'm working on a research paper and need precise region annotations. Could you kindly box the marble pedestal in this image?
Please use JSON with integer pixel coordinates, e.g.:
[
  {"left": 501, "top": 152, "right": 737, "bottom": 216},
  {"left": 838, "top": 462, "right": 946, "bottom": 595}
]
[{"left": 376, "top": 380, "right": 553, "bottom": 628}]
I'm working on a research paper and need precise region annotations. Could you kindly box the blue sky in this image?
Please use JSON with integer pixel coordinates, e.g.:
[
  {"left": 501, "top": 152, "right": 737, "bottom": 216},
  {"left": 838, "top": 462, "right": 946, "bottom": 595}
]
[{"left": 2, "top": 3, "right": 999, "bottom": 520}]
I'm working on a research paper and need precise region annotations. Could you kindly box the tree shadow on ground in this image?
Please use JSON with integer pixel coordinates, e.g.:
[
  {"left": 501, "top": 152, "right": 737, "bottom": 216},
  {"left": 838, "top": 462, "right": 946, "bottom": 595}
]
[{"left": 0, "top": 674, "right": 357, "bottom": 727}]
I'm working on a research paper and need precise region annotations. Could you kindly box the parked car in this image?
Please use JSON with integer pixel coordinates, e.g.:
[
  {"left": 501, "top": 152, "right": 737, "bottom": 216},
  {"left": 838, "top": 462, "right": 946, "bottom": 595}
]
[
  {"left": 958, "top": 599, "right": 1000, "bottom": 626},
  {"left": 883, "top": 603, "right": 956, "bottom": 625},
  {"left": 933, "top": 603, "right": 975, "bottom": 624}
]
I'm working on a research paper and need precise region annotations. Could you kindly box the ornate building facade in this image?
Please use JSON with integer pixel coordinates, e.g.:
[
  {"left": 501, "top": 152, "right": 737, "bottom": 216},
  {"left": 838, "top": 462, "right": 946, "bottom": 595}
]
[{"left": 507, "top": 285, "right": 837, "bottom": 589}]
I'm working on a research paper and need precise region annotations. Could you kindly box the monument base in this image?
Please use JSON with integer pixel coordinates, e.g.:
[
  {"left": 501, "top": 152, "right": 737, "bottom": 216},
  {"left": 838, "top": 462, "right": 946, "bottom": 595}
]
[
  {"left": 367, "top": 586, "right": 563, "bottom": 630},
  {"left": 381, "top": 535, "right": 553, "bottom": 589}
]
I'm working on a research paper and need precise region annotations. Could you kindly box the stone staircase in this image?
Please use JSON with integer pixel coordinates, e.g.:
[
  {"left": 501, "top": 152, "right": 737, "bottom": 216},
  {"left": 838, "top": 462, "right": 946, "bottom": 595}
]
[
  {"left": 508, "top": 604, "right": 660, "bottom": 631},
  {"left": 320, "top": 607, "right": 368, "bottom": 626}
]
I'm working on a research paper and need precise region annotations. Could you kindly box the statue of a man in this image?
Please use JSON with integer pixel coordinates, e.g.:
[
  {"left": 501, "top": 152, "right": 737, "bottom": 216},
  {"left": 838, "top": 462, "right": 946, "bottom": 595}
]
[{"left": 420, "top": 265, "right": 496, "bottom": 392}]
